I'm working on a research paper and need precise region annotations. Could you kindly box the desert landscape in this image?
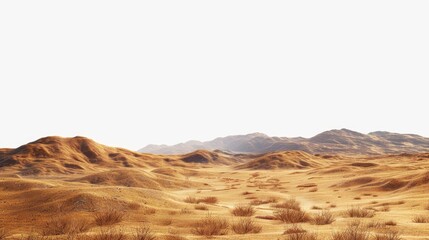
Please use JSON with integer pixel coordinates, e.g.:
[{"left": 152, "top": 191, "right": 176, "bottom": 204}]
[{"left": 1, "top": 130, "right": 429, "bottom": 240}]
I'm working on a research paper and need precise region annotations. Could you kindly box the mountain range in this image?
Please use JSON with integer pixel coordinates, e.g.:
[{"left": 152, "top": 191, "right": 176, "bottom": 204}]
[{"left": 139, "top": 129, "right": 429, "bottom": 155}]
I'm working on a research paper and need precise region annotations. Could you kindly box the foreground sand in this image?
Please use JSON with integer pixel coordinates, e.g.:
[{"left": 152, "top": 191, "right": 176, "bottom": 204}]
[{"left": 1, "top": 152, "right": 429, "bottom": 239}]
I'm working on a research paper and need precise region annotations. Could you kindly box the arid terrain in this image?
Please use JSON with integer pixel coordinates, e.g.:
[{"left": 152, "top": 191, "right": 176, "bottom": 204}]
[{"left": 1, "top": 135, "right": 429, "bottom": 239}]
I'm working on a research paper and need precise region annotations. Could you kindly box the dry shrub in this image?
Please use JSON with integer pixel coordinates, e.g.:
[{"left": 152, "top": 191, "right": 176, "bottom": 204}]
[
  {"left": 367, "top": 221, "right": 385, "bottom": 229},
  {"left": 82, "top": 228, "right": 127, "bottom": 240},
  {"left": 274, "top": 209, "right": 310, "bottom": 223},
  {"left": 180, "top": 208, "right": 192, "bottom": 214},
  {"left": 310, "top": 210, "right": 335, "bottom": 225},
  {"left": 184, "top": 196, "right": 197, "bottom": 204},
  {"left": 384, "top": 220, "right": 397, "bottom": 226},
  {"left": 194, "top": 204, "right": 208, "bottom": 210},
  {"left": 284, "top": 224, "right": 307, "bottom": 234},
  {"left": 134, "top": 226, "right": 157, "bottom": 240},
  {"left": 373, "top": 230, "right": 402, "bottom": 240},
  {"left": 198, "top": 197, "right": 218, "bottom": 204},
  {"left": 330, "top": 204, "right": 337, "bottom": 208},
  {"left": 283, "top": 230, "right": 318, "bottom": 240},
  {"left": 163, "top": 235, "right": 187, "bottom": 240},
  {"left": 42, "top": 217, "right": 91, "bottom": 235},
  {"left": 255, "top": 215, "right": 276, "bottom": 220},
  {"left": 143, "top": 207, "right": 157, "bottom": 215},
  {"left": 412, "top": 215, "right": 429, "bottom": 223},
  {"left": 308, "top": 188, "right": 318, "bottom": 192},
  {"left": 312, "top": 206, "right": 322, "bottom": 210},
  {"left": 231, "top": 218, "right": 262, "bottom": 234},
  {"left": 250, "top": 198, "right": 277, "bottom": 206},
  {"left": 272, "top": 198, "right": 301, "bottom": 210},
  {"left": 185, "top": 196, "right": 218, "bottom": 204},
  {"left": 242, "top": 191, "right": 253, "bottom": 195},
  {"left": 159, "top": 218, "right": 173, "bottom": 226},
  {"left": 94, "top": 209, "right": 125, "bottom": 226},
  {"left": 192, "top": 214, "right": 229, "bottom": 236},
  {"left": 345, "top": 206, "right": 375, "bottom": 218},
  {"left": 17, "top": 233, "right": 51, "bottom": 240},
  {"left": 332, "top": 222, "right": 370, "bottom": 240},
  {"left": 231, "top": 205, "right": 255, "bottom": 217},
  {"left": 380, "top": 206, "right": 390, "bottom": 212}
]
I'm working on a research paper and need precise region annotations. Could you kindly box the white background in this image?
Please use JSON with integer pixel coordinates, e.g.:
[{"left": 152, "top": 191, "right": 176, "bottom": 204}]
[{"left": 1, "top": 1, "right": 428, "bottom": 150}]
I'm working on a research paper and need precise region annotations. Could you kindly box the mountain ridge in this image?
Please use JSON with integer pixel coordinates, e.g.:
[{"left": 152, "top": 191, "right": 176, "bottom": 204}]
[{"left": 139, "top": 129, "right": 429, "bottom": 155}]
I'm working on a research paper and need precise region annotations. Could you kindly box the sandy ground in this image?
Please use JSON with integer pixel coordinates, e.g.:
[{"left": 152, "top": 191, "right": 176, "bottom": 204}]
[{"left": 1, "top": 154, "right": 429, "bottom": 239}]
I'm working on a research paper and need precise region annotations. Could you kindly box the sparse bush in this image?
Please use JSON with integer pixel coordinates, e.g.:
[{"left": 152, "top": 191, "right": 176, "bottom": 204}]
[
  {"left": 185, "top": 196, "right": 218, "bottom": 204},
  {"left": 367, "top": 221, "right": 385, "bottom": 229},
  {"left": 134, "top": 226, "right": 157, "bottom": 240},
  {"left": 198, "top": 197, "right": 218, "bottom": 204},
  {"left": 82, "top": 228, "right": 127, "bottom": 240},
  {"left": 412, "top": 215, "right": 429, "bottom": 223},
  {"left": 310, "top": 210, "right": 335, "bottom": 225},
  {"left": 384, "top": 220, "right": 397, "bottom": 226},
  {"left": 42, "top": 217, "right": 91, "bottom": 235},
  {"left": 231, "top": 205, "right": 255, "bottom": 217},
  {"left": 163, "top": 235, "right": 187, "bottom": 240},
  {"left": 380, "top": 206, "right": 390, "bottom": 212},
  {"left": 344, "top": 206, "right": 375, "bottom": 218},
  {"left": 331, "top": 222, "right": 370, "bottom": 240},
  {"left": 194, "top": 204, "right": 208, "bottom": 210},
  {"left": 373, "top": 230, "right": 402, "bottom": 240},
  {"left": 231, "top": 218, "right": 262, "bottom": 234},
  {"left": 180, "top": 208, "right": 192, "bottom": 214},
  {"left": 192, "top": 214, "right": 229, "bottom": 236},
  {"left": 184, "top": 196, "right": 197, "bottom": 204},
  {"left": 272, "top": 198, "right": 301, "bottom": 210},
  {"left": 274, "top": 209, "right": 310, "bottom": 223},
  {"left": 284, "top": 225, "right": 307, "bottom": 234},
  {"left": 94, "top": 209, "right": 125, "bottom": 226},
  {"left": 283, "top": 231, "right": 318, "bottom": 240}
]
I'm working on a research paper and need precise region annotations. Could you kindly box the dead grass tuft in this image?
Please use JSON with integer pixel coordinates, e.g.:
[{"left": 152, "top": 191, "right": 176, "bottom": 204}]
[
  {"left": 42, "top": 217, "right": 91, "bottom": 235},
  {"left": 82, "top": 228, "right": 127, "bottom": 240},
  {"left": 184, "top": 196, "right": 197, "bottom": 204},
  {"left": 192, "top": 214, "right": 229, "bottom": 236},
  {"left": 134, "top": 226, "right": 157, "bottom": 240},
  {"left": 185, "top": 196, "right": 218, "bottom": 204},
  {"left": 373, "top": 230, "right": 402, "bottom": 240},
  {"left": 231, "top": 205, "right": 255, "bottom": 217},
  {"left": 412, "top": 215, "right": 429, "bottom": 223},
  {"left": 94, "top": 209, "right": 125, "bottom": 226},
  {"left": 198, "top": 196, "right": 218, "bottom": 204},
  {"left": 231, "top": 218, "right": 262, "bottom": 234},
  {"left": 344, "top": 206, "right": 375, "bottom": 218},
  {"left": 194, "top": 204, "right": 208, "bottom": 210},
  {"left": 310, "top": 210, "right": 335, "bottom": 225},
  {"left": 284, "top": 224, "right": 307, "bottom": 234},
  {"left": 331, "top": 222, "right": 371, "bottom": 240},
  {"left": 272, "top": 198, "right": 301, "bottom": 210},
  {"left": 274, "top": 209, "right": 310, "bottom": 223}
]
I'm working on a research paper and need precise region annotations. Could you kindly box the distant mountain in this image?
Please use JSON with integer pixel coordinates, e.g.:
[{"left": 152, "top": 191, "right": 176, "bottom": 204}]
[{"left": 138, "top": 129, "right": 429, "bottom": 155}]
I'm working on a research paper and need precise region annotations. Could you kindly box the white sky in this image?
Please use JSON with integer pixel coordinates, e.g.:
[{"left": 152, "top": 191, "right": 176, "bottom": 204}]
[{"left": 1, "top": 1, "right": 428, "bottom": 150}]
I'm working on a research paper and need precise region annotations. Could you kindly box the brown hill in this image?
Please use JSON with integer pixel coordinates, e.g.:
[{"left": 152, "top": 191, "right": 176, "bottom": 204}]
[
  {"left": 180, "top": 150, "right": 242, "bottom": 165},
  {"left": 235, "top": 151, "right": 324, "bottom": 170},
  {"left": 0, "top": 136, "right": 170, "bottom": 175}
]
